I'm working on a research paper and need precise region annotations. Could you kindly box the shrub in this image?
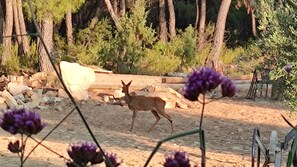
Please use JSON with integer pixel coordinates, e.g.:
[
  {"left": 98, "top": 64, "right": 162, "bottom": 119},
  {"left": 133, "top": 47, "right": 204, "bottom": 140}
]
[{"left": 136, "top": 42, "right": 181, "bottom": 75}]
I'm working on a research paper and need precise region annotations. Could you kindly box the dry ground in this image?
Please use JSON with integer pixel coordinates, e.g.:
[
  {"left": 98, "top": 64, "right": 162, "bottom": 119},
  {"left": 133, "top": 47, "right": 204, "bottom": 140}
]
[{"left": 0, "top": 89, "right": 296, "bottom": 167}]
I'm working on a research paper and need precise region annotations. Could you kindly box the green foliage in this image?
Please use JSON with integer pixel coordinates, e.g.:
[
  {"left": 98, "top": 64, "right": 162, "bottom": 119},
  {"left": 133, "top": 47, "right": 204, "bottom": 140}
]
[
  {"left": 136, "top": 42, "right": 181, "bottom": 75},
  {"left": 1, "top": 45, "right": 21, "bottom": 75},
  {"left": 255, "top": 0, "right": 297, "bottom": 110},
  {"left": 173, "top": 26, "right": 197, "bottom": 70},
  {"left": 103, "top": 0, "right": 156, "bottom": 74},
  {"left": 54, "top": 18, "right": 113, "bottom": 66},
  {"left": 19, "top": 42, "right": 39, "bottom": 72},
  {"left": 24, "top": 0, "right": 85, "bottom": 21}
]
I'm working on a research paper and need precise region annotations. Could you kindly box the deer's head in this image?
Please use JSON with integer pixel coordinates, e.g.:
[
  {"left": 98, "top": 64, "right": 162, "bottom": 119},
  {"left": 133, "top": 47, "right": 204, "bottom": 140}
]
[{"left": 121, "top": 80, "right": 132, "bottom": 93}]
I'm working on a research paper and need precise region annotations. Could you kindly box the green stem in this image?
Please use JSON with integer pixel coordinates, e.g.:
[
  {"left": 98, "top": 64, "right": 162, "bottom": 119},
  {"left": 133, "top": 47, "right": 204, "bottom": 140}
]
[
  {"left": 199, "top": 94, "right": 206, "bottom": 167},
  {"left": 20, "top": 134, "right": 24, "bottom": 167},
  {"left": 199, "top": 94, "right": 206, "bottom": 130}
]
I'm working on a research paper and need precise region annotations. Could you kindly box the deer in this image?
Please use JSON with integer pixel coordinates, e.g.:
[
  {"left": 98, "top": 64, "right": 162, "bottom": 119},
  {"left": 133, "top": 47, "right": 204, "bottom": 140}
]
[{"left": 121, "top": 80, "right": 173, "bottom": 133}]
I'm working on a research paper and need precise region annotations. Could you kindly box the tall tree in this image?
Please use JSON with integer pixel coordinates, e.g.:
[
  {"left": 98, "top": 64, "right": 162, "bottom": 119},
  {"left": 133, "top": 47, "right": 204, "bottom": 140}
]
[
  {"left": 159, "top": 0, "right": 167, "bottom": 42},
  {"left": 27, "top": 0, "right": 85, "bottom": 71},
  {"left": 119, "top": 0, "right": 125, "bottom": 16},
  {"left": 65, "top": 10, "right": 73, "bottom": 45},
  {"left": 103, "top": 0, "right": 121, "bottom": 29},
  {"left": 0, "top": 2, "right": 3, "bottom": 44},
  {"left": 1, "top": 0, "right": 13, "bottom": 65},
  {"left": 38, "top": 17, "right": 53, "bottom": 71},
  {"left": 17, "top": 0, "right": 30, "bottom": 54},
  {"left": 197, "top": 0, "right": 206, "bottom": 50},
  {"left": 209, "top": 0, "right": 232, "bottom": 68},
  {"left": 167, "top": 0, "right": 176, "bottom": 38},
  {"left": 113, "top": 0, "right": 119, "bottom": 16}
]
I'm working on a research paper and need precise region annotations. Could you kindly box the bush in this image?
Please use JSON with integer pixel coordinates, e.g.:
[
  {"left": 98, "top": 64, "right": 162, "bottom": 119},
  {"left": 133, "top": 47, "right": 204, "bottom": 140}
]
[{"left": 136, "top": 42, "right": 181, "bottom": 75}]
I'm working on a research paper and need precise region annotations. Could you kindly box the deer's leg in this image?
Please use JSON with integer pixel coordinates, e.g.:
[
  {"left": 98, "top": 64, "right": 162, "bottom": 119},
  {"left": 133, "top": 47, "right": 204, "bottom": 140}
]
[
  {"left": 149, "top": 110, "right": 160, "bottom": 132},
  {"left": 130, "top": 110, "right": 137, "bottom": 132},
  {"left": 157, "top": 109, "right": 173, "bottom": 133}
]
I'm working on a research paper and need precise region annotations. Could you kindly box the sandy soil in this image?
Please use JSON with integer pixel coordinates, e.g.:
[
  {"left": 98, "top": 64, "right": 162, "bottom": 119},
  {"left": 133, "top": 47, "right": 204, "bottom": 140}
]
[{"left": 0, "top": 89, "right": 295, "bottom": 167}]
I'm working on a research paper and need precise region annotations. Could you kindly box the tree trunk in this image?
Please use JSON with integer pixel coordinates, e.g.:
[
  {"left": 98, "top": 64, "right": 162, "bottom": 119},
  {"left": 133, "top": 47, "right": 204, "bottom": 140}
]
[
  {"left": 2, "top": 0, "right": 13, "bottom": 65},
  {"left": 251, "top": 9, "right": 258, "bottom": 38},
  {"left": 113, "top": 0, "right": 118, "bottom": 17},
  {"left": 66, "top": 9, "right": 73, "bottom": 45},
  {"left": 12, "top": 0, "right": 22, "bottom": 48},
  {"left": 17, "top": 0, "right": 29, "bottom": 54},
  {"left": 38, "top": 17, "right": 54, "bottom": 72},
  {"left": 0, "top": 3, "right": 4, "bottom": 44},
  {"left": 167, "top": 0, "right": 176, "bottom": 38},
  {"left": 197, "top": 0, "right": 206, "bottom": 51},
  {"left": 103, "top": 0, "right": 121, "bottom": 30},
  {"left": 211, "top": 0, "right": 232, "bottom": 63},
  {"left": 194, "top": 0, "right": 199, "bottom": 35},
  {"left": 119, "top": 0, "right": 125, "bottom": 17},
  {"left": 159, "top": 0, "right": 167, "bottom": 42}
]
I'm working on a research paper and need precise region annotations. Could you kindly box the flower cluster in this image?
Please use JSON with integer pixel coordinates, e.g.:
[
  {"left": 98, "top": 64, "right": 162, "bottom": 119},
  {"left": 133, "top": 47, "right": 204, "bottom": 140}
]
[
  {"left": 0, "top": 108, "right": 46, "bottom": 136},
  {"left": 164, "top": 151, "right": 191, "bottom": 167},
  {"left": 221, "top": 76, "right": 236, "bottom": 97},
  {"left": 67, "top": 142, "right": 104, "bottom": 167},
  {"left": 284, "top": 64, "right": 293, "bottom": 73},
  {"left": 105, "top": 152, "right": 122, "bottom": 167},
  {"left": 183, "top": 67, "right": 236, "bottom": 101}
]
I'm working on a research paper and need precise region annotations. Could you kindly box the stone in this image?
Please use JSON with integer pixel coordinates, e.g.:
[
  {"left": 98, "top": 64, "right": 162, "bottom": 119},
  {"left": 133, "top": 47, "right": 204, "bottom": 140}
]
[
  {"left": 29, "top": 72, "right": 60, "bottom": 88},
  {"left": 103, "top": 95, "right": 109, "bottom": 102},
  {"left": 43, "top": 90, "right": 58, "bottom": 97},
  {"left": 0, "top": 103, "right": 7, "bottom": 110},
  {"left": 58, "top": 89, "right": 68, "bottom": 98},
  {"left": 60, "top": 61, "right": 96, "bottom": 101},
  {"left": 113, "top": 89, "right": 125, "bottom": 99},
  {"left": 0, "top": 90, "right": 18, "bottom": 108},
  {"left": 27, "top": 92, "right": 43, "bottom": 109},
  {"left": 141, "top": 85, "right": 190, "bottom": 109},
  {"left": 13, "top": 94, "right": 25, "bottom": 102}
]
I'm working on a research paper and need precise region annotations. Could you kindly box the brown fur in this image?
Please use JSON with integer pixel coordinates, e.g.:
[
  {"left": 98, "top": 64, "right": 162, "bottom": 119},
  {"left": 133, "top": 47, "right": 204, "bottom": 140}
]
[{"left": 121, "top": 80, "right": 173, "bottom": 133}]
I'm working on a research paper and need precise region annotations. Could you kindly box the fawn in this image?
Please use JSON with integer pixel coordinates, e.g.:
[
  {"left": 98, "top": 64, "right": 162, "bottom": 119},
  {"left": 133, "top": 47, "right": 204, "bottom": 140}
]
[{"left": 121, "top": 80, "right": 173, "bottom": 133}]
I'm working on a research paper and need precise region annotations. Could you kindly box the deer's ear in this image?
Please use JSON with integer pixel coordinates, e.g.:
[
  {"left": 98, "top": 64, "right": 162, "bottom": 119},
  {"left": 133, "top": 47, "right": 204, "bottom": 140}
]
[
  {"left": 121, "top": 80, "right": 125, "bottom": 85},
  {"left": 127, "top": 80, "right": 132, "bottom": 86}
]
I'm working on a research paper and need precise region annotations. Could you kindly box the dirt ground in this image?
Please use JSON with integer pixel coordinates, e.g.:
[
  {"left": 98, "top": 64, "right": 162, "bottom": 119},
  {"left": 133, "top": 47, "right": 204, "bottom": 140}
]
[{"left": 0, "top": 89, "right": 296, "bottom": 167}]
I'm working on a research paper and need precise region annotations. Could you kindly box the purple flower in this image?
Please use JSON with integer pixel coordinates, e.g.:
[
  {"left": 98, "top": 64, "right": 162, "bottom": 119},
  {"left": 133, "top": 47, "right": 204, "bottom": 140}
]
[
  {"left": 8, "top": 140, "right": 22, "bottom": 153},
  {"left": 284, "top": 64, "right": 292, "bottom": 73},
  {"left": 0, "top": 108, "right": 46, "bottom": 136},
  {"left": 183, "top": 67, "right": 221, "bottom": 101},
  {"left": 105, "top": 152, "right": 122, "bottom": 167},
  {"left": 221, "top": 77, "right": 236, "bottom": 97},
  {"left": 67, "top": 142, "right": 104, "bottom": 166},
  {"left": 164, "top": 151, "right": 190, "bottom": 167}
]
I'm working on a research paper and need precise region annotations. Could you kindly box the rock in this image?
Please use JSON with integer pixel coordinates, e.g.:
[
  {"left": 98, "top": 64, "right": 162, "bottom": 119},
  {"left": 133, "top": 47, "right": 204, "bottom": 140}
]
[
  {"left": 0, "top": 90, "right": 18, "bottom": 108},
  {"left": 58, "top": 89, "right": 68, "bottom": 98},
  {"left": 0, "top": 103, "right": 7, "bottom": 110},
  {"left": 141, "top": 85, "right": 190, "bottom": 109},
  {"left": 13, "top": 94, "right": 25, "bottom": 102},
  {"left": 60, "top": 61, "right": 95, "bottom": 101},
  {"left": 29, "top": 72, "right": 60, "bottom": 88},
  {"left": 0, "top": 97, "right": 7, "bottom": 110},
  {"left": 113, "top": 89, "right": 125, "bottom": 99},
  {"left": 27, "top": 92, "right": 43, "bottom": 109},
  {"left": 103, "top": 95, "right": 109, "bottom": 102},
  {"left": 43, "top": 90, "right": 58, "bottom": 97}
]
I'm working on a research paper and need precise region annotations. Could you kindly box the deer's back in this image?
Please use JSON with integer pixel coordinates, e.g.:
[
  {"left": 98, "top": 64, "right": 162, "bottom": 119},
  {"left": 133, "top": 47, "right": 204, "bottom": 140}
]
[{"left": 128, "top": 95, "right": 166, "bottom": 111}]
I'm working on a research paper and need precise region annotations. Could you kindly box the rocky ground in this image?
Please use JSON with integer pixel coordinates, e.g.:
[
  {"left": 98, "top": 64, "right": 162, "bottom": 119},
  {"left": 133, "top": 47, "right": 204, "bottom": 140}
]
[{"left": 0, "top": 88, "right": 295, "bottom": 167}]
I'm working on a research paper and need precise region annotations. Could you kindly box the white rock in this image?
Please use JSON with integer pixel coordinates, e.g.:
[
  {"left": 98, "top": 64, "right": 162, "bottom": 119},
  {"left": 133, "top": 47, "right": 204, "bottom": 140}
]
[
  {"left": 0, "top": 103, "right": 7, "bottom": 110},
  {"left": 0, "top": 90, "right": 18, "bottom": 108},
  {"left": 113, "top": 89, "right": 125, "bottom": 99},
  {"left": 0, "top": 97, "right": 5, "bottom": 104},
  {"left": 60, "top": 61, "right": 96, "bottom": 101},
  {"left": 7, "top": 82, "right": 32, "bottom": 96}
]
